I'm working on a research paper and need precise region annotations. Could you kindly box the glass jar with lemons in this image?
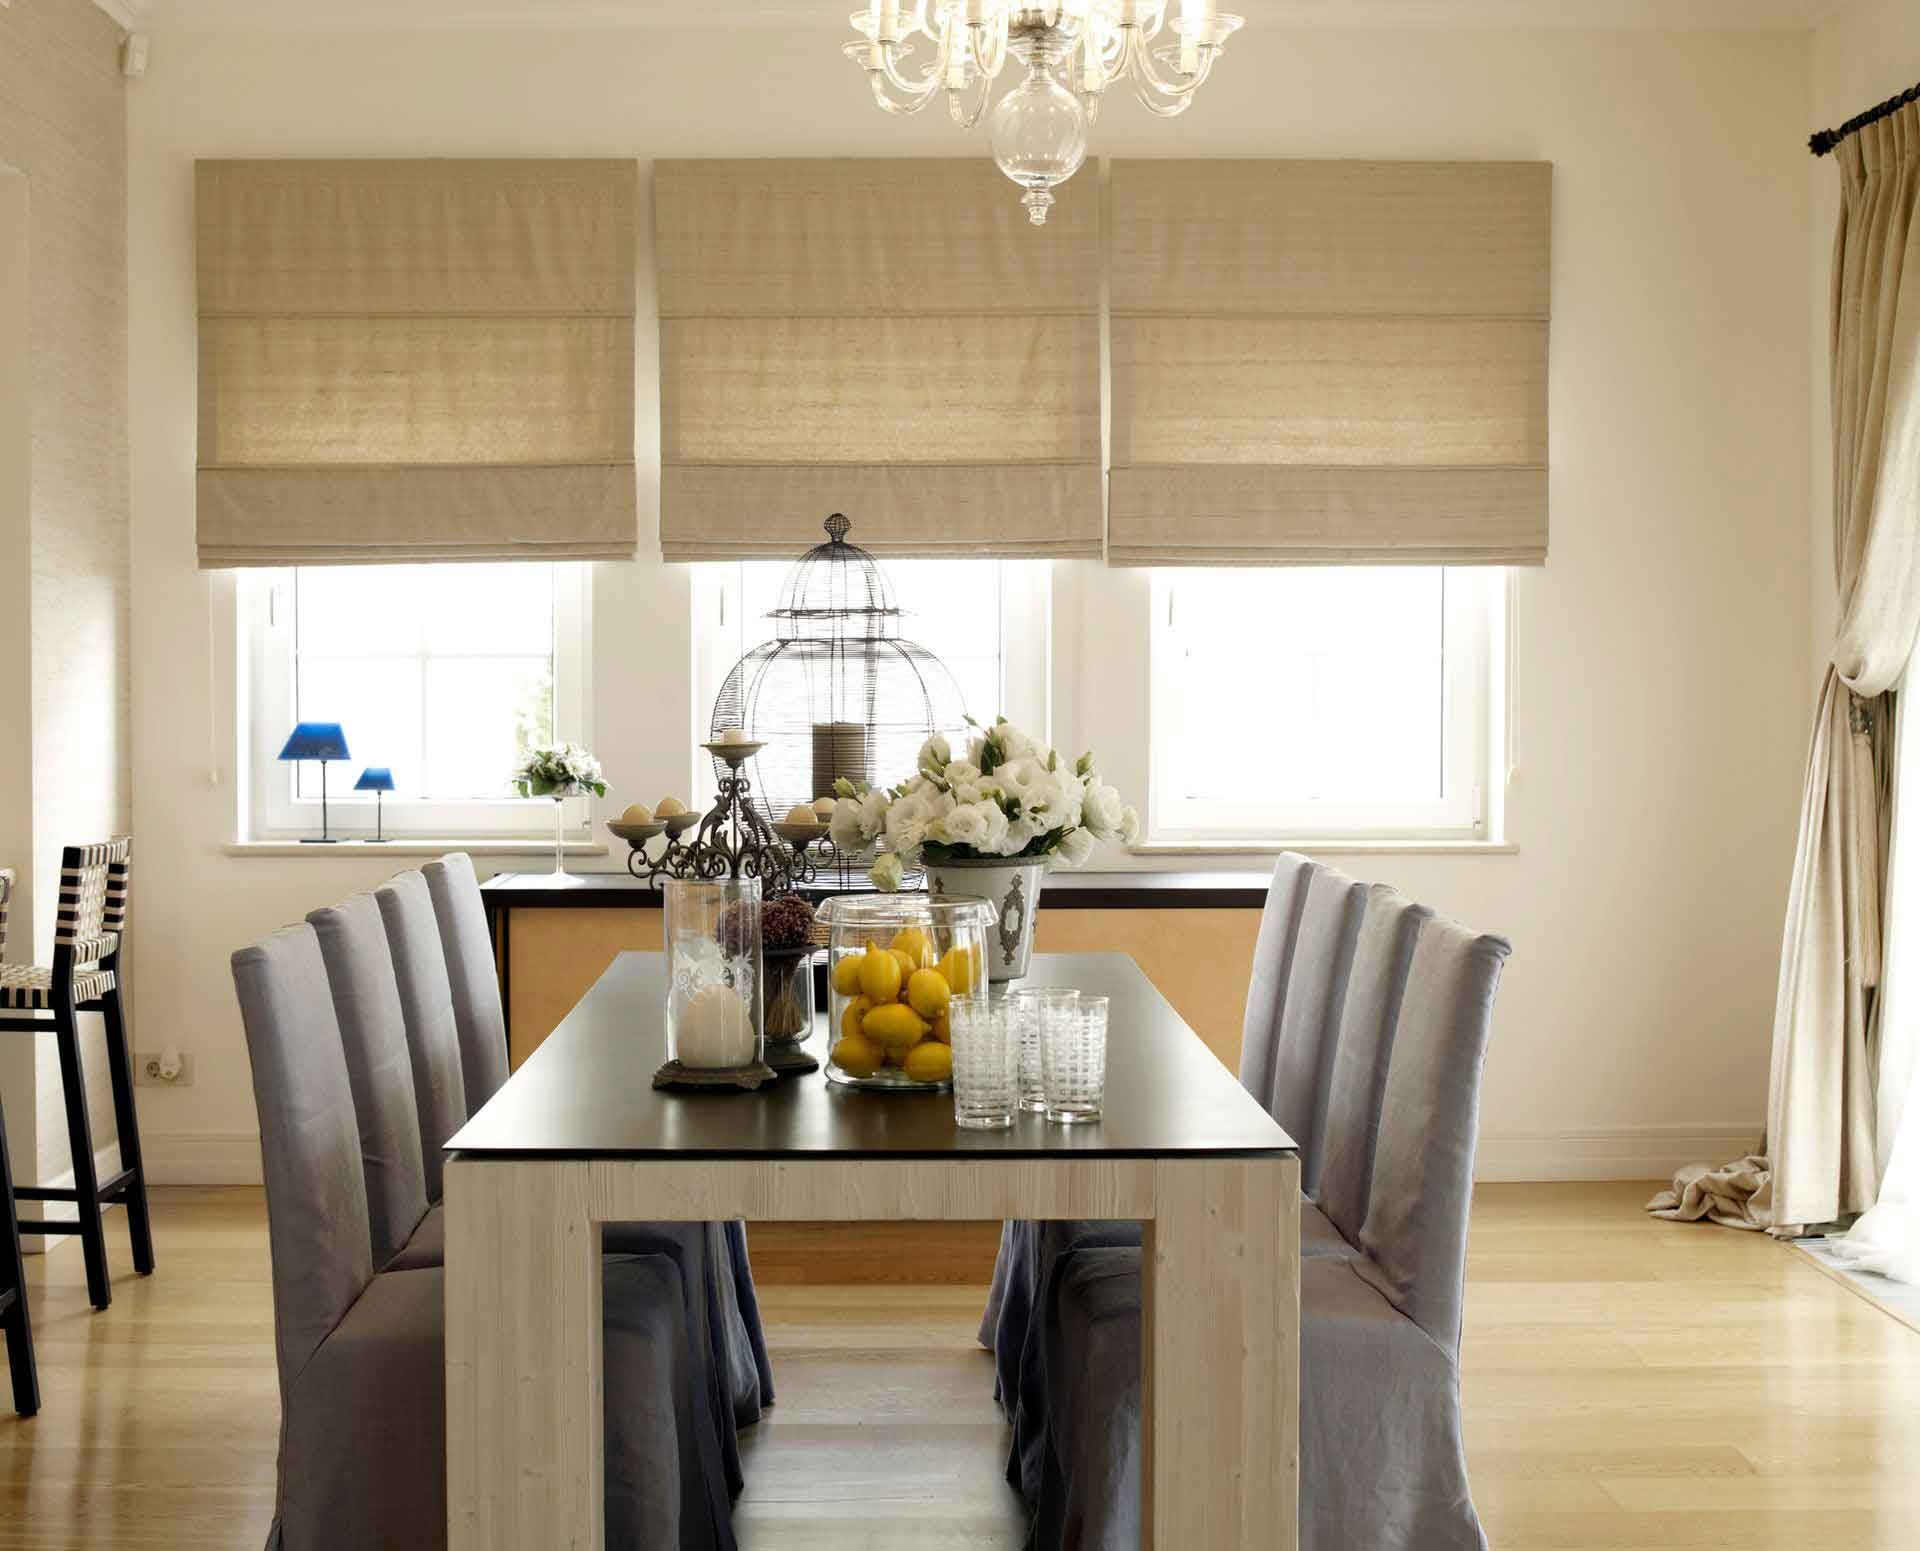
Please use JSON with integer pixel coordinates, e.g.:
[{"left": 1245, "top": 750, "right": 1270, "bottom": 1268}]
[{"left": 817, "top": 895, "right": 996, "bottom": 1091}]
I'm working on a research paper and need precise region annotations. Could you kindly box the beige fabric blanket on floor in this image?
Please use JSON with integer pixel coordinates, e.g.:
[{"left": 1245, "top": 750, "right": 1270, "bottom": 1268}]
[{"left": 1647, "top": 1156, "right": 1773, "bottom": 1230}]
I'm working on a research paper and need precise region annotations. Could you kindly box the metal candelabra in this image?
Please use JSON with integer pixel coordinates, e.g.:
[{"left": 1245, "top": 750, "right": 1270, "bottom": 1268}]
[{"left": 613, "top": 742, "right": 826, "bottom": 896}]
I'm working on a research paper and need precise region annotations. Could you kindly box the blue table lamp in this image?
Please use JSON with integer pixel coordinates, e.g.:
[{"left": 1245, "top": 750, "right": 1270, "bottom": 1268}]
[
  {"left": 277, "top": 722, "right": 350, "bottom": 843},
  {"left": 354, "top": 766, "right": 396, "bottom": 843}
]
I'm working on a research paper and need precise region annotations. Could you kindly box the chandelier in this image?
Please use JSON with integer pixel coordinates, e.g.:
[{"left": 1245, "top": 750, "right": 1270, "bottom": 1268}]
[{"left": 844, "top": 2, "right": 1245, "bottom": 225}]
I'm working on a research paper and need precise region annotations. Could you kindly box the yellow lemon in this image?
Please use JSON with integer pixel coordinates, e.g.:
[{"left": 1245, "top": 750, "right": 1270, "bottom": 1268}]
[
  {"left": 840, "top": 995, "right": 873, "bottom": 1042},
  {"left": 883, "top": 1043, "right": 910, "bottom": 1067},
  {"left": 937, "top": 945, "right": 980, "bottom": 996},
  {"left": 891, "top": 928, "right": 935, "bottom": 968},
  {"left": 831, "top": 1031, "right": 883, "bottom": 1078},
  {"left": 889, "top": 947, "right": 918, "bottom": 987},
  {"left": 907, "top": 967, "right": 951, "bottom": 1021},
  {"left": 903, "top": 1041, "right": 954, "bottom": 1084},
  {"left": 863, "top": 1001, "right": 930, "bottom": 1050},
  {"left": 831, "top": 953, "right": 865, "bottom": 997},
  {"left": 858, "top": 944, "right": 903, "bottom": 1005},
  {"left": 929, "top": 1009, "right": 951, "bottom": 1044}
]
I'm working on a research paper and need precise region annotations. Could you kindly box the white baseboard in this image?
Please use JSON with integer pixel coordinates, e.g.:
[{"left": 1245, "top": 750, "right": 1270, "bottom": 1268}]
[
  {"left": 137, "top": 1126, "right": 1760, "bottom": 1189},
  {"left": 1475, "top": 1125, "right": 1761, "bottom": 1183},
  {"left": 141, "top": 1131, "right": 262, "bottom": 1186}
]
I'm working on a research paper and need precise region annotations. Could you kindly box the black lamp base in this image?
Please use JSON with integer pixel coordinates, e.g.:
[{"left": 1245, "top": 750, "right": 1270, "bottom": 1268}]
[{"left": 300, "top": 837, "right": 340, "bottom": 844}]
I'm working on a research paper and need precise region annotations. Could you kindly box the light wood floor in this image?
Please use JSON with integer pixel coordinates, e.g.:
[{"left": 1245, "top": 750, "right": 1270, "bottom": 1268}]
[{"left": 2, "top": 1182, "right": 1916, "bottom": 1549}]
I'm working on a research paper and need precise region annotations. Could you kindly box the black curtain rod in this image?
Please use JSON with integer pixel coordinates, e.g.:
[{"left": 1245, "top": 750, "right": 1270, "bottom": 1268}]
[{"left": 1810, "top": 78, "right": 1920, "bottom": 157}]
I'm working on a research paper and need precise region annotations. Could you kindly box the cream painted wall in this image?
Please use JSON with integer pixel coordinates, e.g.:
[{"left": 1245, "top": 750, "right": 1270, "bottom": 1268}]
[
  {"left": 127, "top": 21, "right": 1813, "bottom": 1183},
  {"left": 0, "top": 165, "right": 36, "bottom": 1183},
  {"left": 1, "top": 0, "right": 129, "bottom": 1195}
]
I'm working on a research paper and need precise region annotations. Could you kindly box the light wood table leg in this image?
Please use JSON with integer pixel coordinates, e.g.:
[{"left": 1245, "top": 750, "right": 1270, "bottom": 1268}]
[
  {"left": 1143, "top": 1156, "right": 1301, "bottom": 1551},
  {"left": 446, "top": 1158, "right": 604, "bottom": 1551}
]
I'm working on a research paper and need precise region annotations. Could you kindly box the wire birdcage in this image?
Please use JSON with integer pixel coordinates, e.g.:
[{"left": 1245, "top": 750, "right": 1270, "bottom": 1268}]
[{"left": 710, "top": 514, "right": 970, "bottom": 889}]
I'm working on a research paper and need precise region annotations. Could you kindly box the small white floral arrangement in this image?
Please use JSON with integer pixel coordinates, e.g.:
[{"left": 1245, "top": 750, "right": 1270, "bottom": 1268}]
[
  {"left": 511, "top": 742, "right": 608, "bottom": 800},
  {"left": 831, "top": 718, "right": 1140, "bottom": 890}
]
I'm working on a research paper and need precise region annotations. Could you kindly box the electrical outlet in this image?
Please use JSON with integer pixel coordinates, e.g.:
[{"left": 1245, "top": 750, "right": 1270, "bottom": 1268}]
[{"left": 135, "top": 1051, "right": 194, "bottom": 1087}]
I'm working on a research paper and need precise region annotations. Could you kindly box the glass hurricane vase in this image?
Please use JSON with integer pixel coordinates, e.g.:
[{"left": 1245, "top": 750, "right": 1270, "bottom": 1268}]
[{"left": 664, "top": 877, "right": 765, "bottom": 1073}]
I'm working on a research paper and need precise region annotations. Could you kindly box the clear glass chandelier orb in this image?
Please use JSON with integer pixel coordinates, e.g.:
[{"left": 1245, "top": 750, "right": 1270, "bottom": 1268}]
[
  {"left": 989, "top": 50, "right": 1088, "bottom": 225},
  {"left": 845, "top": 1, "right": 1245, "bottom": 221}
]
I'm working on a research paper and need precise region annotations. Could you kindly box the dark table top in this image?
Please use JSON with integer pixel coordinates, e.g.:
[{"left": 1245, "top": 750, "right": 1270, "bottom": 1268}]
[
  {"left": 478, "top": 869, "right": 1274, "bottom": 912},
  {"left": 447, "top": 951, "right": 1296, "bottom": 1161}
]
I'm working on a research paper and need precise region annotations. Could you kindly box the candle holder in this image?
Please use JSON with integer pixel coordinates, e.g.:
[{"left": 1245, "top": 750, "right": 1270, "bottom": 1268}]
[
  {"left": 642, "top": 741, "right": 820, "bottom": 1091},
  {"left": 655, "top": 875, "right": 773, "bottom": 1091},
  {"left": 610, "top": 741, "right": 828, "bottom": 898}
]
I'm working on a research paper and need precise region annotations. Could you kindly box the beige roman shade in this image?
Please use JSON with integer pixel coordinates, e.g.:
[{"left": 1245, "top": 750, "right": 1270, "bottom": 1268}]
[
  {"left": 196, "top": 159, "right": 638, "bottom": 566},
  {"left": 655, "top": 159, "right": 1101, "bottom": 560},
  {"left": 1108, "top": 159, "right": 1552, "bottom": 566}
]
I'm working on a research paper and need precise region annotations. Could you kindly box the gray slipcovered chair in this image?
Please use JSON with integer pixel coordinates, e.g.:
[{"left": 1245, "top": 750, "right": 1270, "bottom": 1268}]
[
  {"left": 421, "top": 854, "right": 774, "bottom": 1431},
  {"left": 370, "top": 870, "right": 755, "bottom": 1502},
  {"left": 305, "top": 893, "right": 430, "bottom": 1273},
  {"left": 1306, "top": 883, "right": 1434, "bottom": 1261},
  {"left": 990, "top": 853, "right": 1366, "bottom": 1498},
  {"left": 232, "top": 923, "right": 715, "bottom": 1550},
  {"left": 1027, "top": 903, "right": 1511, "bottom": 1551},
  {"left": 419, "top": 853, "right": 507, "bottom": 1118},
  {"left": 372, "top": 872, "right": 466, "bottom": 1204}
]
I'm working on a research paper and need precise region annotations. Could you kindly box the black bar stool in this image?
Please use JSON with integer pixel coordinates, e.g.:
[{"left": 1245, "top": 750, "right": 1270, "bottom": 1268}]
[
  {"left": 0, "top": 871, "right": 37, "bottom": 1414},
  {"left": 0, "top": 840, "right": 154, "bottom": 1311}
]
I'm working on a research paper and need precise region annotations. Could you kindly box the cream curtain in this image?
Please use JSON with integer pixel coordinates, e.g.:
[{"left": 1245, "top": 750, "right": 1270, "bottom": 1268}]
[
  {"left": 1106, "top": 159, "right": 1552, "bottom": 566},
  {"left": 196, "top": 159, "right": 638, "bottom": 566},
  {"left": 1834, "top": 682, "right": 1920, "bottom": 1279},
  {"left": 654, "top": 158, "right": 1102, "bottom": 561},
  {"left": 1767, "top": 104, "right": 1920, "bottom": 1233}
]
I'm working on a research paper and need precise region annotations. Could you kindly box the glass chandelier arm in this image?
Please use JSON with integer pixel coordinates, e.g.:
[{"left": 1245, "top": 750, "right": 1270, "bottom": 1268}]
[
  {"left": 971, "top": 15, "right": 1010, "bottom": 79},
  {"left": 870, "top": 69, "right": 938, "bottom": 114},
  {"left": 1121, "top": 23, "right": 1218, "bottom": 102},
  {"left": 1129, "top": 77, "right": 1195, "bottom": 116},
  {"left": 947, "top": 69, "right": 996, "bottom": 128},
  {"left": 877, "top": 38, "right": 951, "bottom": 100},
  {"left": 1073, "top": 26, "right": 1124, "bottom": 95}
]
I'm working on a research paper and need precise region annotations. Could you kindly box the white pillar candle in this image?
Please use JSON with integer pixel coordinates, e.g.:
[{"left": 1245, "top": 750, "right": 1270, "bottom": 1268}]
[{"left": 678, "top": 984, "right": 757, "bottom": 1069}]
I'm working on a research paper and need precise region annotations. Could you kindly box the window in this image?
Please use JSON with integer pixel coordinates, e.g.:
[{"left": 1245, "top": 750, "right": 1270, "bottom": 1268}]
[
  {"left": 242, "top": 563, "right": 590, "bottom": 839},
  {"left": 691, "top": 560, "right": 1050, "bottom": 807},
  {"left": 1149, "top": 568, "right": 1504, "bottom": 843}
]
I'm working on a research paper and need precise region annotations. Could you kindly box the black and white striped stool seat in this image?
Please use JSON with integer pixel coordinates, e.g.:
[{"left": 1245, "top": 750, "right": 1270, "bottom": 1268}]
[{"left": 0, "top": 964, "right": 116, "bottom": 1011}]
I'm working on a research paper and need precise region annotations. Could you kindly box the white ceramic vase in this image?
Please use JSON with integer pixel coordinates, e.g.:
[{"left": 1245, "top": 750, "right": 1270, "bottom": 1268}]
[{"left": 925, "top": 856, "right": 1049, "bottom": 982}]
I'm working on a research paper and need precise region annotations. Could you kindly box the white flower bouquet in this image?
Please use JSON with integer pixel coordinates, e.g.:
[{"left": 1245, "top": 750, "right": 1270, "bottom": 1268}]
[
  {"left": 830, "top": 718, "right": 1140, "bottom": 891},
  {"left": 511, "top": 742, "right": 608, "bottom": 800}
]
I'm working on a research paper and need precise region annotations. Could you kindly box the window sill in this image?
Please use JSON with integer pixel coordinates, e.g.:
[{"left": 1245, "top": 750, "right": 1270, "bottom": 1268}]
[
  {"left": 1129, "top": 839, "right": 1516, "bottom": 858},
  {"left": 224, "top": 840, "right": 613, "bottom": 860}
]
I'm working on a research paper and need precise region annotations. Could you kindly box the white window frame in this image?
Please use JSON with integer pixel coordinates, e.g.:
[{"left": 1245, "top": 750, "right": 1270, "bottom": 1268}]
[
  {"left": 1147, "top": 567, "right": 1506, "bottom": 845},
  {"left": 689, "top": 560, "right": 1051, "bottom": 808},
  {"left": 239, "top": 564, "right": 593, "bottom": 841}
]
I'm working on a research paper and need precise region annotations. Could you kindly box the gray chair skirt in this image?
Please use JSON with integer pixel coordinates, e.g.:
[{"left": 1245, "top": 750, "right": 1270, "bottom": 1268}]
[
  {"left": 386, "top": 1205, "right": 758, "bottom": 1519},
  {"left": 267, "top": 1253, "right": 723, "bottom": 1551}
]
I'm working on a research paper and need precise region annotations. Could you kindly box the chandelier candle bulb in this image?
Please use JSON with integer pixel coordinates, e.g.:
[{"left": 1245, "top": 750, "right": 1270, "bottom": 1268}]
[{"left": 1179, "top": 0, "right": 1210, "bottom": 67}]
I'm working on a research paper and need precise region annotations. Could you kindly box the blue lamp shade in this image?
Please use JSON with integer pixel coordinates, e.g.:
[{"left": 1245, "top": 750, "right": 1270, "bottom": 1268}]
[
  {"left": 277, "top": 722, "right": 350, "bottom": 762},
  {"left": 353, "top": 767, "right": 395, "bottom": 794}
]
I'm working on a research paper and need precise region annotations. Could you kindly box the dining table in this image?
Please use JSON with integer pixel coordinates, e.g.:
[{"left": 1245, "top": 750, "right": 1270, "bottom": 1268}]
[{"left": 443, "top": 949, "right": 1301, "bottom": 1551}]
